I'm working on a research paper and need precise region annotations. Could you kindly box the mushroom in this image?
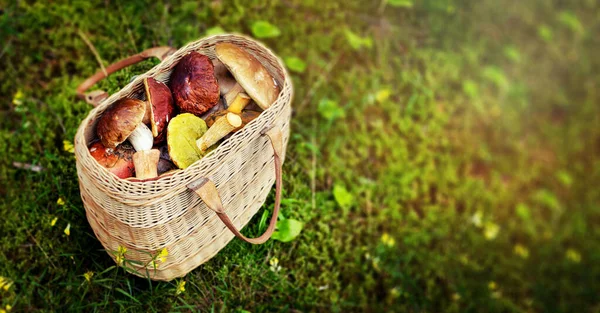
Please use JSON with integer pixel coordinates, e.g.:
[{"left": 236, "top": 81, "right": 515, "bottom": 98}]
[
  {"left": 142, "top": 77, "right": 175, "bottom": 145},
  {"left": 88, "top": 141, "right": 135, "bottom": 179},
  {"left": 167, "top": 113, "right": 208, "bottom": 169},
  {"left": 215, "top": 43, "right": 281, "bottom": 110},
  {"left": 196, "top": 112, "right": 242, "bottom": 152},
  {"left": 169, "top": 52, "right": 220, "bottom": 116},
  {"left": 96, "top": 98, "right": 160, "bottom": 179},
  {"left": 212, "top": 59, "right": 237, "bottom": 95},
  {"left": 205, "top": 110, "right": 260, "bottom": 133}
]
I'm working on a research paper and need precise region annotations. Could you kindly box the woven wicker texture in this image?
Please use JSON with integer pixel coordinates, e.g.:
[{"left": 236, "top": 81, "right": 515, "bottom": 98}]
[{"left": 74, "top": 34, "right": 292, "bottom": 281}]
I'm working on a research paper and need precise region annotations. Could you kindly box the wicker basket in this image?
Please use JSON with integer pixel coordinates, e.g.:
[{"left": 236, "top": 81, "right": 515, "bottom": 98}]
[{"left": 74, "top": 34, "right": 292, "bottom": 281}]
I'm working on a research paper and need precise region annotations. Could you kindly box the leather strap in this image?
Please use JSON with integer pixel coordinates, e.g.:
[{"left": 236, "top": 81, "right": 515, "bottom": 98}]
[
  {"left": 76, "top": 46, "right": 176, "bottom": 107},
  {"left": 188, "top": 126, "right": 284, "bottom": 244}
]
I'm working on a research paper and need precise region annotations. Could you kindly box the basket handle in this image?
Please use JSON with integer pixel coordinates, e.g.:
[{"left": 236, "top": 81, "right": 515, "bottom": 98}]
[
  {"left": 76, "top": 46, "right": 177, "bottom": 107},
  {"left": 187, "top": 126, "right": 284, "bottom": 244}
]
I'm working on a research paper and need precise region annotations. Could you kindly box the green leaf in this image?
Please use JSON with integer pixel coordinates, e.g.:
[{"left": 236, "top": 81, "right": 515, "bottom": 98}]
[
  {"left": 538, "top": 24, "right": 553, "bottom": 42},
  {"left": 516, "top": 203, "right": 531, "bottom": 221},
  {"left": 387, "top": 0, "right": 413, "bottom": 8},
  {"left": 462, "top": 80, "right": 479, "bottom": 98},
  {"left": 272, "top": 219, "right": 303, "bottom": 242},
  {"left": 556, "top": 170, "right": 573, "bottom": 187},
  {"left": 333, "top": 184, "right": 354, "bottom": 210},
  {"left": 251, "top": 21, "right": 281, "bottom": 38},
  {"left": 318, "top": 98, "right": 345, "bottom": 121},
  {"left": 503, "top": 46, "right": 521, "bottom": 63},
  {"left": 344, "top": 29, "right": 372, "bottom": 51},
  {"left": 558, "top": 11, "right": 584, "bottom": 34},
  {"left": 205, "top": 26, "right": 225, "bottom": 36},
  {"left": 258, "top": 210, "right": 269, "bottom": 231},
  {"left": 482, "top": 66, "right": 509, "bottom": 90},
  {"left": 284, "top": 56, "right": 307, "bottom": 73}
]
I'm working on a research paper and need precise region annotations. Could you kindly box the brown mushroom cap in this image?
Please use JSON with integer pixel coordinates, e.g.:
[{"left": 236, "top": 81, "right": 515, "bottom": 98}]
[
  {"left": 89, "top": 141, "right": 135, "bottom": 179},
  {"left": 97, "top": 98, "right": 146, "bottom": 149},
  {"left": 143, "top": 77, "right": 175, "bottom": 144},
  {"left": 169, "top": 52, "right": 220, "bottom": 116},
  {"left": 215, "top": 43, "right": 280, "bottom": 110}
]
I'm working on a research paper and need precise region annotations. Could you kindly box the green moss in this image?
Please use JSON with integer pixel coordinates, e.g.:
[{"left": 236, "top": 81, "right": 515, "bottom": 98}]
[{"left": 1, "top": 0, "right": 599, "bottom": 312}]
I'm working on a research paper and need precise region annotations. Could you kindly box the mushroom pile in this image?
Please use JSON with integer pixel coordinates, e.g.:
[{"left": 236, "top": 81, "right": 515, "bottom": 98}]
[{"left": 89, "top": 43, "right": 280, "bottom": 180}]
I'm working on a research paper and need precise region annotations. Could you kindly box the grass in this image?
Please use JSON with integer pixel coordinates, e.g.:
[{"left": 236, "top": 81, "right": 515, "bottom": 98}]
[{"left": 1, "top": 0, "right": 600, "bottom": 312}]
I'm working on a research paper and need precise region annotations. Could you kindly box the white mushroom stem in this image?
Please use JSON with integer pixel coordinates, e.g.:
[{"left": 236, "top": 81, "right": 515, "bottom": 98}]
[
  {"left": 133, "top": 150, "right": 160, "bottom": 179},
  {"left": 127, "top": 123, "right": 159, "bottom": 179},
  {"left": 128, "top": 123, "right": 154, "bottom": 152},
  {"left": 196, "top": 113, "right": 242, "bottom": 152},
  {"left": 227, "top": 93, "right": 251, "bottom": 114},
  {"left": 224, "top": 83, "right": 244, "bottom": 108}
]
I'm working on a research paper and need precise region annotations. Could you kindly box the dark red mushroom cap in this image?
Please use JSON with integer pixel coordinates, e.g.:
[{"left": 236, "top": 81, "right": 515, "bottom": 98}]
[
  {"left": 169, "top": 52, "right": 220, "bottom": 116},
  {"left": 143, "top": 77, "right": 175, "bottom": 144},
  {"left": 97, "top": 98, "right": 146, "bottom": 149}
]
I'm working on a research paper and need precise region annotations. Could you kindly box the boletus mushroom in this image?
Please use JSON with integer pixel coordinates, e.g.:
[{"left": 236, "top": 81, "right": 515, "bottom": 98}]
[
  {"left": 205, "top": 110, "right": 260, "bottom": 133},
  {"left": 142, "top": 77, "right": 175, "bottom": 145},
  {"left": 215, "top": 43, "right": 281, "bottom": 110},
  {"left": 169, "top": 52, "right": 220, "bottom": 116},
  {"left": 96, "top": 98, "right": 160, "bottom": 179},
  {"left": 196, "top": 112, "right": 242, "bottom": 153},
  {"left": 88, "top": 141, "right": 135, "bottom": 179},
  {"left": 167, "top": 113, "right": 208, "bottom": 169}
]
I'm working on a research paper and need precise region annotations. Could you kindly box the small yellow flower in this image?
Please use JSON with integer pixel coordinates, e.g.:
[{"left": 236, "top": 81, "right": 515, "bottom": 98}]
[
  {"left": 389, "top": 287, "right": 400, "bottom": 299},
  {"left": 13, "top": 90, "right": 24, "bottom": 106},
  {"left": 158, "top": 248, "right": 169, "bottom": 263},
  {"left": 64, "top": 223, "right": 71, "bottom": 236},
  {"left": 115, "top": 245, "right": 127, "bottom": 266},
  {"left": 84, "top": 271, "right": 94, "bottom": 283},
  {"left": 63, "top": 140, "right": 75, "bottom": 153},
  {"left": 376, "top": 89, "right": 391, "bottom": 103},
  {"left": 488, "top": 281, "right": 497, "bottom": 290},
  {"left": 372, "top": 257, "right": 380, "bottom": 271},
  {"left": 5, "top": 305, "right": 11, "bottom": 311},
  {"left": 176, "top": 280, "right": 186, "bottom": 295},
  {"left": 484, "top": 222, "right": 499, "bottom": 240},
  {"left": 0, "top": 276, "right": 13, "bottom": 291},
  {"left": 471, "top": 211, "right": 483, "bottom": 227},
  {"left": 57, "top": 198, "right": 65, "bottom": 206},
  {"left": 514, "top": 244, "right": 529, "bottom": 259},
  {"left": 566, "top": 248, "right": 581, "bottom": 263},
  {"left": 50, "top": 217, "right": 58, "bottom": 227},
  {"left": 269, "top": 257, "right": 281, "bottom": 272},
  {"left": 381, "top": 233, "right": 396, "bottom": 247},
  {"left": 452, "top": 293, "right": 461, "bottom": 301}
]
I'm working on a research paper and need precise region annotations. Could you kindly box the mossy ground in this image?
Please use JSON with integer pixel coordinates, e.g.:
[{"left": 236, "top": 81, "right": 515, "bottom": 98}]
[{"left": 1, "top": 0, "right": 599, "bottom": 312}]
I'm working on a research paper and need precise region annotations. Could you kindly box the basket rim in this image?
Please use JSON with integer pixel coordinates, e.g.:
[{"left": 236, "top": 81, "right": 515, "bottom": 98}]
[{"left": 74, "top": 34, "right": 291, "bottom": 191}]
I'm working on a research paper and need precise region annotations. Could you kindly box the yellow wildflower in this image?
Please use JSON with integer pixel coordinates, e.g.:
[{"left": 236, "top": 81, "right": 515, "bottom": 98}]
[
  {"left": 389, "top": 287, "right": 400, "bottom": 299},
  {"left": 50, "top": 217, "right": 58, "bottom": 227},
  {"left": 471, "top": 211, "right": 483, "bottom": 227},
  {"left": 376, "top": 89, "right": 391, "bottom": 103},
  {"left": 0, "top": 276, "right": 13, "bottom": 291},
  {"left": 63, "top": 140, "right": 75, "bottom": 153},
  {"left": 514, "top": 244, "right": 529, "bottom": 259},
  {"left": 13, "top": 90, "right": 24, "bottom": 106},
  {"left": 5, "top": 305, "right": 11, "bottom": 311},
  {"left": 269, "top": 257, "right": 281, "bottom": 272},
  {"left": 84, "top": 271, "right": 94, "bottom": 283},
  {"left": 64, "top": 223, "right": 71, "bottom": 236},
  {"left": 115, "top": 254, "right": 124, "bottom": 266},
  {"left": 57, "top": 198, "right": 65, "bottom": 206},
  {"left": 381, "top": 233, "right": 395, "bottom": 247},
  {"left": 158, "top": 248, "right": 169, "bottom": 263},
  {"left": 175, "top": 280, "right": 186, "bottom": 295},
  {"left": 115, "top": 245, "right": 127, "bottom": 266},
  {"left": 488, "top": 281, "right": 497, "bottom": 290},
  {"left": 484, "top": 222, "right": 499, "bottom": 240},
  {"left": 566, "top": 248, "right": 581, "bottom": 263},
  {"left": 372, "top": 257, "right": 380, "bottom": 271},
  {"left": 452, "top": 293, "right": 461, "bottom": 301}
]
